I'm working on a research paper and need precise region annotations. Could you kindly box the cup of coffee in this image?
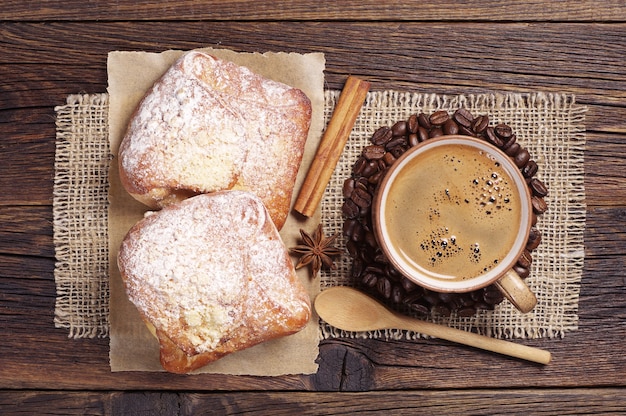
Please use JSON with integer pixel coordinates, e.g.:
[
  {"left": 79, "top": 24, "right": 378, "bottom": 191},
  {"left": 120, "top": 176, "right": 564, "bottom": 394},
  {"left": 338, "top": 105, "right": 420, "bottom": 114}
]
[{"left": 372, "top": 135, "right": 536, "bottom": 313}]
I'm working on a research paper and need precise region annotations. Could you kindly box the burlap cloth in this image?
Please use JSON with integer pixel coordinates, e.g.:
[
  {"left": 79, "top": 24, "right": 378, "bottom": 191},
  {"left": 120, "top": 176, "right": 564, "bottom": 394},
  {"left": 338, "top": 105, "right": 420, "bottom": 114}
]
[{"left": 54, "top": 90, "right": 587, "bottom": 345}]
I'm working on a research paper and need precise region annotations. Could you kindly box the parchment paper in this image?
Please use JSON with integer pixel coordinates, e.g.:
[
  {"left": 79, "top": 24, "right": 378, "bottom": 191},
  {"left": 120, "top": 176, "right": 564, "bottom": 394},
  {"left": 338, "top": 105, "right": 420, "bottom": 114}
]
[{"left": 107, "top": 48, "right": 325, "bottom": 374}]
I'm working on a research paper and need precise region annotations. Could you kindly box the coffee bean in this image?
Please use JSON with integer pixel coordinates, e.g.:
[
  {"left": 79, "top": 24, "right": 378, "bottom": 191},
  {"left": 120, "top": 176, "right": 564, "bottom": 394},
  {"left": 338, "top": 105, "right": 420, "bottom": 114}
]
[
  {"left": 342, "top": 218, "right": 359, "bottom": 238},
  {"left": 471, "top": 115, "right": 489, "bottom": 134},
  {"left": 432, "top": 305, "right": 452, "bottom": 317},
  {"left": 445, "top": 294, "right": 465, "bottom": 311},
  {"left": 443, "top": 119, "right": 459, "bottom": 135},
  {"left": 438, "top": 292, "right": 456, "bottom": 304},
  {"left": 407, "top": 300, "right": 430, "bottom": 316},
  {"left": 522, "top": 160, "right": 539, "bottom": 178},
  {"left": 342, "top": 178, "right": 355, "bottom": 198},
  {"left": 362, "top": 272, "right": 378, "bottom": 288},
  {"left": 351, "top": 257, "right": 364, "bottom": 279},
  {"left": 382, "top": 151, "right": 397, "bottom": 166},
  {"left": 526, "top": 227, "right": 542, "bottom": 251},
  {"left": 417, "top": 113, "right": 432, "bottom": 129},
  {"left": 513, "top": 264, "right": 530, "bottom": 279},
  {"left": 514, "top": 148, "right": 531, "bottom": 168},
  {"left": 391, "top": 120, "right": 408, "bottom": 138},
  {"left": 360, "top": 160, "right": 379, "bottom": 177},
  {"left": 389, "top": 146, "right": 406, "bottom": 158},
  {"left": 374, "top": 250, "right": 388, "bottom": 264},
  {"left": 364, "top": 231, "right": 378, "bottom": 248},
  {"left": 368, "top": 170, "right": 385, "bottom": 185},
  {"left": 418, "top": 126, "right": 429, "bottom": 142},
  {"left": 531, "top": 195, "right": 548, "bottom": 214},
  {"left": 458, "top": 125, "right": 475, "bottom": 137},
  {"left": 408, "top": 133, "right": 419, "bottom": 147},
  {"left": 363, "top": 145, "right": 386, "bottom": 160},
  {"left": 494, "top": 123, "right": 513, "bottom": 140},
  {"left": 350, "top": 222, "right": 365, "bottom": 243},
  {"left": 530, "top": 178, "right": 549, "bottom": 197},
  {"left": 484, "top": 127, "right": 504, "bottom": 147},
  {"left": 371, "top": 126, "right": 392, "bottom": 145},
  {"left": 342, "top": 198, "right": 360, "bottom": 218},
  {"left": 385, "top": 264, "right": 402, "bottom": 281},
  {"left": 391, "top": 285, "right": 404, "bottom": 304},
  {"left": 483, "top": 285, "right": 505, "bottom": 305},
  {"left": 429, "top": 110, "right": 450, "bottom": 126},
  {"left": 345, "top": 239, "right": 358, "bottom": 258},
  {"left": 352, "top": 156, "right": 367, "bottom": 176},
  {"left": 407, "top": 114, "right": 419, "bottom": 134},
  {"left": 458, "top": 293, "right": 475, "bottom": 307},
  {"left": 504, "top": 142, "right": 521, "bottom": 157},
  {"left": 377, "top": 277, "right": 392, "bottom": 299},
  {"left": 453, "top": 108, "right": 474, "bottom": 128},
  {"left": 518, "top": 249, "right": 533, "bottom": 268},
  {"left": 429, "top": 127, "right": 444, "bottom": 138},
  {"left": 501, "top": 133, "right": 517, "bottom": 150},
  {"left": 356, "top": 176, "right": 369, "bottom": 189},
  {"left": 385, "top": 136, "right": 407, "bottom": 151},
  {"left": 422, "top": 289, "right": 441, "bottom": 306},
  {"left": 351, "top": 186, "right": 372, "bottom": 208}
]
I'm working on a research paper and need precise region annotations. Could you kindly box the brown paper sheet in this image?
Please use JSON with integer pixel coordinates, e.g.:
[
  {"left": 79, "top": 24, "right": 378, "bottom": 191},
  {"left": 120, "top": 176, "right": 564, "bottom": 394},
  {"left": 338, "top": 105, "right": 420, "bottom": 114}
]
[{"left": 107, "top": 48, "right": 325, "bottom": 374}]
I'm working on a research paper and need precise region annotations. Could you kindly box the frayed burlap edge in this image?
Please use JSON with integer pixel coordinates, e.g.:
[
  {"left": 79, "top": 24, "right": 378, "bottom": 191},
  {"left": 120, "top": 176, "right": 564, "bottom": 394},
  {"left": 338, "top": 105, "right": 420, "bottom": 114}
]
[
  {"left": 320, "top": 91, "right": 587, "bottom": 340},
  {"left": 52, "top": 90, "right": 586, "bottom": 340},
  {"left": 53, "top": 93, "right": 111, "bottom": 338}
]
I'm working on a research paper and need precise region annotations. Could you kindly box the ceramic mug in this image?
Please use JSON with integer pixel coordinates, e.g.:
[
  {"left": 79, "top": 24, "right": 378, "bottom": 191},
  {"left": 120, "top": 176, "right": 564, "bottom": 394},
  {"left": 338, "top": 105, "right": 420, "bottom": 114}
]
[{"left": 372, "top": 135, "right": 536, "bottom": 313}]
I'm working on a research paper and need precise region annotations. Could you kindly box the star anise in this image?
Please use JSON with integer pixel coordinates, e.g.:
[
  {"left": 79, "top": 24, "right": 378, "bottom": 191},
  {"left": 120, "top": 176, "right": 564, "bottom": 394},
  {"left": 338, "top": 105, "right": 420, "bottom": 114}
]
[{"left": 290, "top": 224, "right": 342, "bottom": 278}]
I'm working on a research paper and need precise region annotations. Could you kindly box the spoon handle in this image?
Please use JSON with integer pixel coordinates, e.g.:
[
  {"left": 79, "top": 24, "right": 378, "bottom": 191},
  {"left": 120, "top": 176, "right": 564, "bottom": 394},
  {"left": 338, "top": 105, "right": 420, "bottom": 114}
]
[{"left": 392, "top": 314, "right": 551, "bottom": 364}]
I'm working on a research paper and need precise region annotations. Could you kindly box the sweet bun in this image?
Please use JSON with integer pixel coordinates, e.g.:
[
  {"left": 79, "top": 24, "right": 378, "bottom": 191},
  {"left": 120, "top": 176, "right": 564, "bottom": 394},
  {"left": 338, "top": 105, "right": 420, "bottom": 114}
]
[
  {"left": 118, "top": 50, "right": 312, "bottom": 230},
  {"left": 117, "top": 191, "right": 311, "bottom": 374}
]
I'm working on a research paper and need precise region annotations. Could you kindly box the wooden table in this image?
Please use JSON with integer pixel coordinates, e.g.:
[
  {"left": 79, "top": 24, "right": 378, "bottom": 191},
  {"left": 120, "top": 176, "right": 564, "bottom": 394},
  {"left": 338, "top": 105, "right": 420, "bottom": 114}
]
[{"left": 1, "top": 1, "right": 625, "bottom": 413}]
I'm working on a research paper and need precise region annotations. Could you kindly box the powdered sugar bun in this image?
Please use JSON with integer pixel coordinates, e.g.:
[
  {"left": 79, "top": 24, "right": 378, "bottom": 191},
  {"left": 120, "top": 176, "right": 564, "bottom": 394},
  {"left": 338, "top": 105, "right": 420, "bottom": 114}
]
[
  {"left": 117, "top": 191, "right": 311, "bottom": 374},
  {"left": 118, "top": 50, "right": 312, "bottom": 229}
]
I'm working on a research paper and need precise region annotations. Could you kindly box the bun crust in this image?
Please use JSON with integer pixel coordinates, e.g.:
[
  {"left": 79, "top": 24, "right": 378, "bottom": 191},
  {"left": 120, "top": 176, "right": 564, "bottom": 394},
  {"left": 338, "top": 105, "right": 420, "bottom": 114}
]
[
  {"left": 117, "top": 191, "right": 311, "bottom": 373},
  {"left": 118, "top": 51, "right": 312, "bottom": 230}
]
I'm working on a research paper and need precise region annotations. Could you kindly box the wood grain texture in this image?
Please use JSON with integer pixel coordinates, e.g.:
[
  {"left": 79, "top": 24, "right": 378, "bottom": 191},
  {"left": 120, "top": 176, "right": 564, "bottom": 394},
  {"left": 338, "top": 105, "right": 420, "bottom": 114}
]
[
  {"left": 1, "top": 0, "right": 625, "bottom": 22},
  {"left": 0, "top": 2, "right": 625, "bottom": 411},
  {"left": 0, "top": 389, "right": 625, "bottom": 415}
]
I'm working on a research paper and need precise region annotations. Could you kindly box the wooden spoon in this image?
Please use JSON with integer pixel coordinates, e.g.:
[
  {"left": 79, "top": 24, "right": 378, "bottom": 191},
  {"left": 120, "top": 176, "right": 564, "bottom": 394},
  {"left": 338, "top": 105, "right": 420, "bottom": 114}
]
[{"left": 315, "top": 286, "right": 551, "bottom": 365}]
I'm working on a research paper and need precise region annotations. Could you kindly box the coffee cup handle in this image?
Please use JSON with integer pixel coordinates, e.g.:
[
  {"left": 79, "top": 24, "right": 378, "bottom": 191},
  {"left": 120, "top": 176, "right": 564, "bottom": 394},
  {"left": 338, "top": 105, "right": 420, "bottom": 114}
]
[{"left": 493, "top": 270, "right": 537, "bottom": 313}]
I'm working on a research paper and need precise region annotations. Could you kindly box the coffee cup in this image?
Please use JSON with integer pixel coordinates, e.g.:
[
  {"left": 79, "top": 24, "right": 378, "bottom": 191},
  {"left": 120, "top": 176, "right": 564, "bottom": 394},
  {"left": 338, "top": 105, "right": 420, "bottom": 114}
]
[{"left": 372, "top": 135, "right": 536, "bottom": 313}]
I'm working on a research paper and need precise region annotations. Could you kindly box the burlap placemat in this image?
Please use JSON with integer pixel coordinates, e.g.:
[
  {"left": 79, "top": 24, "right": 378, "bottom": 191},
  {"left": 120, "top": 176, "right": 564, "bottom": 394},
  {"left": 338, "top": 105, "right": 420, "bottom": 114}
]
[
  {"left": 320, "top": 91, "right": 587, "bottom": 340},
  {"left": 54, "top": 90, "right": 587, "bottom": 341}
]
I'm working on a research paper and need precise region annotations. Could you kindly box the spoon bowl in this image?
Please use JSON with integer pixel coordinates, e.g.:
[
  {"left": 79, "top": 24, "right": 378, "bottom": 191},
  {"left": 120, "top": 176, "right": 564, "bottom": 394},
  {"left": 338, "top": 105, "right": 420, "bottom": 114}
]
[{"left": 315, "top": 286, "right": 551, "bottom": 365}]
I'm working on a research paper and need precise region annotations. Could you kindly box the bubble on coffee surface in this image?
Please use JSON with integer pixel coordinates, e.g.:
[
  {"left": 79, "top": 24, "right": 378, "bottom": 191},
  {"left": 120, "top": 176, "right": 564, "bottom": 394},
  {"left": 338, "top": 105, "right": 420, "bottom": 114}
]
[
  {"left": 463, "top": 154, "right": 515, "bottom": 220},
  {"left": 468, "top": 243, "right": 499, "bottom": 274},
  {"left": 419, "top": 227, "right": 462, "bottom": 268}
]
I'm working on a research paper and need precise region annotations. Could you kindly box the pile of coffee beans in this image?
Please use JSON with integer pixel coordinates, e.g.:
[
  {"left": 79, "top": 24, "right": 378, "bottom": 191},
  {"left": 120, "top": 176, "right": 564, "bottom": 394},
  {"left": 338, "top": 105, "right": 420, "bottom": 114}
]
[{"left": 341, "top": 109, "right": 549, "bottom": 317}]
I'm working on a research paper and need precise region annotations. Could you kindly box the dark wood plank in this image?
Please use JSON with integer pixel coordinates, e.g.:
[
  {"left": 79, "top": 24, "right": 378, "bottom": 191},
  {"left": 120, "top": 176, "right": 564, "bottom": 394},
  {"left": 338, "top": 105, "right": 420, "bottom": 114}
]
[
  {"left": 0, "top": 206, "right": 53, "bottom": 257},
  {"left": 1, "top": 22, "right": 625, "bottom": 106},
  {"left": 1, "top": 388, "right": 625, "bottom": 415},
  {"left": 1, "top": 0, "right": 625, "bottom": 22}
]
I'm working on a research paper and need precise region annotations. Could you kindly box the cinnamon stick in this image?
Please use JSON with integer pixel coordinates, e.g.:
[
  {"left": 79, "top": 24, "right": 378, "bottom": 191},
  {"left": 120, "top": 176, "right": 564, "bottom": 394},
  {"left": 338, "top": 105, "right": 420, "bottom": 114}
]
[{"left": 294, "top": 76, "right": 370, "bottom": 217}]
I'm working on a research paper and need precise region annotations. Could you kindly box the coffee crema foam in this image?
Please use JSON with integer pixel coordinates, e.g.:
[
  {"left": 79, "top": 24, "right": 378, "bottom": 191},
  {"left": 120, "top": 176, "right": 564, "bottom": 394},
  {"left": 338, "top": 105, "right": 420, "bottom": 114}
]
[{"left": 384, "top": 143, "right": 522, "bottom": 282}]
